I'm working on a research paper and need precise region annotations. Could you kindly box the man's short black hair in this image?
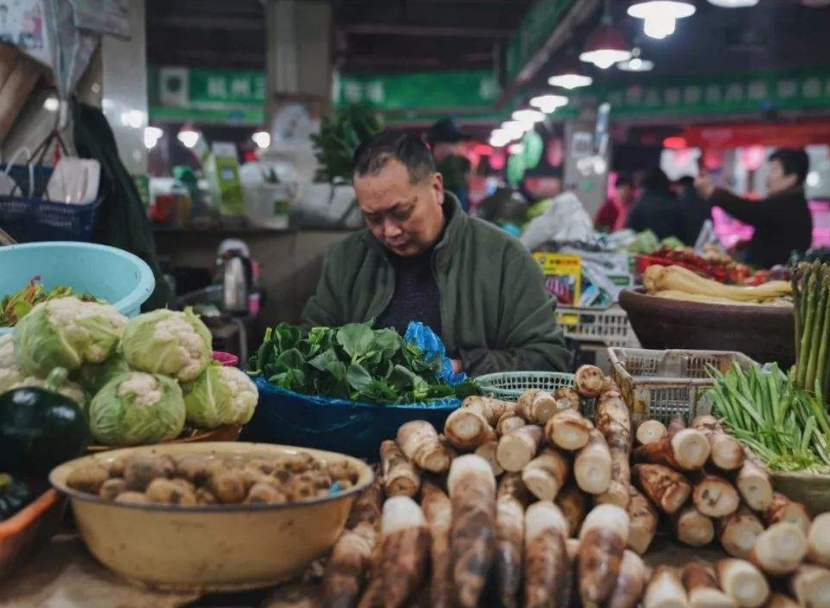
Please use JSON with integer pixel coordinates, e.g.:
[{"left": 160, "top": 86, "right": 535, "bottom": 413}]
[
  {"left": 639, "top": 168, "right": 671, "bottom": 194},
  {"left": 615, "top": 174, "right": 633, "bottom": 188},
  {"left": 769, "top": 147, "right": 810, "bottom": 185},
  {"left": 352, "top": 130, "right": 436, "bottom": 184}
]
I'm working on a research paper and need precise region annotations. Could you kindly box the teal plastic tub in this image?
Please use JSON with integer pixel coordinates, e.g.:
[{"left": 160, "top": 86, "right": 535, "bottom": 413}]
[{"left": 0, "top": 242, "right": 154, "bottom": 336}]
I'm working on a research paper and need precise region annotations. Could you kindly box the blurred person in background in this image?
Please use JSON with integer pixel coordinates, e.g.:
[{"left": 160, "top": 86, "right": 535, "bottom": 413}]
[
  {"left": 675, "top": 175, "right": 710, "bottom": 246},
  {"left": 626, "top": 168, "right": 684, "bottom": 240},
  {"left": 695, "top": 147, "right": 812, "bottom": 268},
  {"left": 595, "top": 174, "right": 635, "bottom": 232},
  {"left": 427, "top": 117, "right": 472, "bottom": 212}
]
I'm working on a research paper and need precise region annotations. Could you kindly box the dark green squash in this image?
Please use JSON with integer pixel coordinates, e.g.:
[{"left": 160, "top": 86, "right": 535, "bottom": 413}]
[
  {"left": 0, "top": 386, "right": 90, "bottom": 476},
  {"left": 0, "top": 474, "right": 31, "bottom": 521}
]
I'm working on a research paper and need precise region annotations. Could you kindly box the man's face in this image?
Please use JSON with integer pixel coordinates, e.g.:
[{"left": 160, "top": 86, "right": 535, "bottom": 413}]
[
  {"left": 766, "top": 159, "right": 798, "bottom": 195},
  {"left": 617, "top": 184, "right": 634, "bottom": 203},
  {"left": 354, "top": 159, "right": 446, "bottom": 257}
]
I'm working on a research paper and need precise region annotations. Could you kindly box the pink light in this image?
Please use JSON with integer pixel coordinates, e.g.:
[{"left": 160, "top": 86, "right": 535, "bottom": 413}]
[
  {"left": 508, "top": 143, "right": 523, "bottom": 155},
  {"left": 663, "top": 136, "right": 687, "bottom": 149}
]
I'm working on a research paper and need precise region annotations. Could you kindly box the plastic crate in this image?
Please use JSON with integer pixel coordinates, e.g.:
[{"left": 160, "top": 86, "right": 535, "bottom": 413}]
[
  {"left": 557, "top": 304, "right": 640, "bottom": 348},
  {"left": 0, "top": 165, "right": 101, "bottom": 242},
  {"left": 608, "top": 347, "right": 756, "bottom": 425}
]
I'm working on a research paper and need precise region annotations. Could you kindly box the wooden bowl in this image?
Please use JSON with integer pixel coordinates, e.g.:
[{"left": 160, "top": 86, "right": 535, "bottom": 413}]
[
  {"left": 50, "top": 442, "right": 373, "bottom": 592},
  {"left": 619, "top": 288, "right": 795, "bottom": 368},
  {"left": 86, "top": 425, "right": 242, "bottom": 453}
]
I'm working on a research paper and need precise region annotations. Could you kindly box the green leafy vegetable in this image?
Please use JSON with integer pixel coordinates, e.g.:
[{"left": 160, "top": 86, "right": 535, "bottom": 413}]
[
  {"left": 247, "top": 322, "right": 478, "bottom": 404},
  {"left": 709, "top": 361, "right": 830, "bottom": 473}
]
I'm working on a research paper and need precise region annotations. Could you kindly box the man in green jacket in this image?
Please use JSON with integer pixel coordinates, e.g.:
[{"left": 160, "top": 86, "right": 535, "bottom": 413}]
[{"left": 302, "top": 131, "right": 570, "bottom": 376}]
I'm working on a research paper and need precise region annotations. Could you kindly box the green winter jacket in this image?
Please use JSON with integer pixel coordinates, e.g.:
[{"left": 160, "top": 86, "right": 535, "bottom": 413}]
[{"left": 302, "top": 194, "right": 570, "bottom": 375}]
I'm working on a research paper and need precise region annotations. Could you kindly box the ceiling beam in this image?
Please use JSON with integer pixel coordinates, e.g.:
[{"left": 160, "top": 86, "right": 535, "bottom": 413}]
[
  {"left": 496, "top": 0, "right": 600, "bottom": 108},
  {"left": 340, "top": 23, "right": 512, "bottom": 38}
]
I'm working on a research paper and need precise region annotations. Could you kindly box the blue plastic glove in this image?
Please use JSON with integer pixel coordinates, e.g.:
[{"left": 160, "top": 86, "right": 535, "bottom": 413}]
[{"left": 404, "top": 321, "right": 468, "bottom": 386}]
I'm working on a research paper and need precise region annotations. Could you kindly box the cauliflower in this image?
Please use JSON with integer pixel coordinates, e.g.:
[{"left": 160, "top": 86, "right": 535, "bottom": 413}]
[
  {"left": 121, "top": 308, "right": 212, "bottom": 382},
  {"left": 88, "top": 371, "right": 185, "bottom": 446},
  {"left": 0, "top": 334, "right": 14, "bottom": 369},
  {"left": 13, "top": 297, "right": 127, "bottom": 376},
  {"left": 183, "top": 364, "right": 258, "bottom": 429},
  {"left": 0, "top": 365, "right": 25, "bottom": 394},
  {"left": 0, "top": 334, "right": 24, "bottom": 394}
]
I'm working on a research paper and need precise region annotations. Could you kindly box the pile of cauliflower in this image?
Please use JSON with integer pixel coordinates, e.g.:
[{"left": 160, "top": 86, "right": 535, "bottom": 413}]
[{"left": 0, "top": 297, "right": 258, "bottom": 446}]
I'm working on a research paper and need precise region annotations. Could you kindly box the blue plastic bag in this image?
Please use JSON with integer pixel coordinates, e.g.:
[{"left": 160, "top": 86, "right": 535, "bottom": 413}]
[{"left": 404, "top": 321, "right": 468, "bottom": 386}]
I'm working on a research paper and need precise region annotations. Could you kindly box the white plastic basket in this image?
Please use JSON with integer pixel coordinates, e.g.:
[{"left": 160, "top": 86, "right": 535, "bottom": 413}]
[
  {"left": 557, "top": 304, "right": 640, "bottom": 348},
  {"left": 608, "top": 347, "right": 757, "bottom": 425}
]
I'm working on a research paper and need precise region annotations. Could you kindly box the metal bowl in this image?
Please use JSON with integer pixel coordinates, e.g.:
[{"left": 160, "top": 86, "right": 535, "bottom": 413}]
[
  {"left": 50, "top": 442, "right": 373, "bottom": 592},
  {"left": 619, "top": 288, "right": 795, "bottom": 368}
]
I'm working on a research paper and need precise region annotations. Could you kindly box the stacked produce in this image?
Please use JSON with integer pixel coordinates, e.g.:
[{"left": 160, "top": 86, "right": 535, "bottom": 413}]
[
  {"left": 64, "top": 449, "right": 361, "bottom": 506},
  {"left": 0, "top": 297, "right": 257, "bottom": 450},
  {"left": 319, "top": 366, "right": 827, "bottom": 608},
  {"left": 247, "top": 322, "right": 476, "bottom": 404},
  {"left": 643, "top": 265, "right": 792, "bottom": 307},
  {"left": 709, "top": 362, "right": 830, "bottom": 473}
]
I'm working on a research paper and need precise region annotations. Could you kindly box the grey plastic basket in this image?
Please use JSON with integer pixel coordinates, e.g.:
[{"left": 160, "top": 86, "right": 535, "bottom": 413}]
[{"left": 608, "top": 347, "right": 757, "bottom": 425}]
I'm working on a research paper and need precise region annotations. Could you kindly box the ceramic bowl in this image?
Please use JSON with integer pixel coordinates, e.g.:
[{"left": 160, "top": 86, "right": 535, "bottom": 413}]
[{"left": 50, "top": 442, "right": 373, "bottom": 592}]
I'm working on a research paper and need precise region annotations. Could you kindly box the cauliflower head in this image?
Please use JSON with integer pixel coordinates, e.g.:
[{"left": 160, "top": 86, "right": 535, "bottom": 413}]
[
  {"left": 88, "top": 371, "right": 185, "bottom": 446},
  {"left": 0, "top": 334, "right": 14, "bottom": 369},
  {"left": 121, "top": 308, "right": 212, "bottom": 382},
  {"left": 13, "top": 297, "right": 127, "bottom": 376},
  {"left": 183, "top": 364, "right": 258, "bottom": 429}
]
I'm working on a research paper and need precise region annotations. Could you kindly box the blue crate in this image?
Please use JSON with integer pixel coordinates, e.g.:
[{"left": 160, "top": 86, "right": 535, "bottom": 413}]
[
  {"left": 0, "top": 165, "right": 102, "bottom": 243},
  {"left": 243, "top": 378, "right": 460, "bottom": 460}
]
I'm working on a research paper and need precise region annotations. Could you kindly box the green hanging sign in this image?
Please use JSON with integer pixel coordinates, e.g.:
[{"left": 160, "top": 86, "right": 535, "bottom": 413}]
[
  {"left": 600, "top": 68, "right": 830, "bottom": 117},
  {"left": 333, "top": 70, "right": 500, "bottom": 112}
]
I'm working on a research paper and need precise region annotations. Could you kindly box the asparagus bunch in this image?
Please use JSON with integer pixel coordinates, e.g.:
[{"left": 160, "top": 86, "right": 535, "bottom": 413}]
[{"left": 792, "top": 260, "right": 830, "bottom": 397}]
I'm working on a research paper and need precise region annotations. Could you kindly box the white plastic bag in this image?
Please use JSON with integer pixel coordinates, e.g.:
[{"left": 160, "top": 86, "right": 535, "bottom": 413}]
[{"left": 520, "top": 191, "right": 594, "bottom": 251}]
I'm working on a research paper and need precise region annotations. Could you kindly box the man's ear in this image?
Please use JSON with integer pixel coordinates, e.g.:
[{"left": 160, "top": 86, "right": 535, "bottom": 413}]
[{"left": 432, "top": 171, "right": 445, "bottom": 205}]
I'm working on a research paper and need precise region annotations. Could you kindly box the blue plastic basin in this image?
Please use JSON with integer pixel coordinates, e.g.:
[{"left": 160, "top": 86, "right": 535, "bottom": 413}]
[
  {"left": 0, "top": 241, "right": 155, "bottom": 336},
  {"left": 243, "top": 378, "right": 460, "bottom": 460}
]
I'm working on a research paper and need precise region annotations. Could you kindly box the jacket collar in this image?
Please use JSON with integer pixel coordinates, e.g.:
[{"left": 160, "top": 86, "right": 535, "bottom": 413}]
[{"left": 362, "top": 191, "right": 467, "bottom": 270}]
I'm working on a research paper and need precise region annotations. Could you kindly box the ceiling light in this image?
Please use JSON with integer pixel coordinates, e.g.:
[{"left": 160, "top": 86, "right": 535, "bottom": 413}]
[
  {"left": 580, "top": 22, "right": 632, "bottom": 69},
  {"left": 548, "top": 55, "right": 594, "bottom": 89},
  {"left": 530, "top": 94, "right": 569, "bottom": 113},
  {"left": 617, "top": 56, "right": 654, "bottom": 72},
  {"left": 252, "top": 131, "right": 271, "bottom": 149},
  {"left": 177, "top": 127, "right": 200, "bottom": 149},
  {"left": 119, "top": 109, "right": 146, "bottom": 129},
  {"left": 628, "top": 1, "right": 695, "bottom": 40},
  {"left": 512, "top": 109, "right": 546, "bottom": 124},
  {"left": 143, "top": 126, "right": 163, "bottom": 150},
  {"left": 489, "top": 128, "right": 513, "bottom": 147},
  {"left": 501, "top": 120, "right": 532, "bottom": 139},
  {"left": 707, "top": 0, "right": 759, "bottom": 6},
  {"left": 548, "top": 73, "right": 593, "bottom": 89}
]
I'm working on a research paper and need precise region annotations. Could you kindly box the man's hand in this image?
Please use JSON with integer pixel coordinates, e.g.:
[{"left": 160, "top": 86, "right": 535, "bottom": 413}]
[
  {"left": 695, "top": 172, "right": 716, "bottom": 199},
  {"left": 451, "top": 359, "right": 463, "bottom": 374}
]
